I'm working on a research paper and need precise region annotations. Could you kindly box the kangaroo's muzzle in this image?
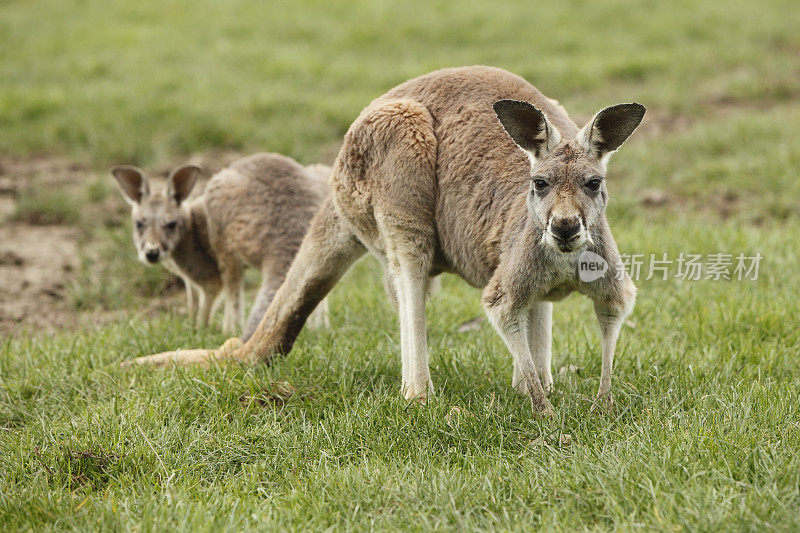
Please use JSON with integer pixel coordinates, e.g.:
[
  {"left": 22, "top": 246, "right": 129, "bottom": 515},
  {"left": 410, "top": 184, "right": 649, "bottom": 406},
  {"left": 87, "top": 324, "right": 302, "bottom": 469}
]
[
  {"left": 545, "top": 215, "right": 588, "bottom": 253},
  {"left": 141, "top": 242, "right": 163, "bottom": 264}
]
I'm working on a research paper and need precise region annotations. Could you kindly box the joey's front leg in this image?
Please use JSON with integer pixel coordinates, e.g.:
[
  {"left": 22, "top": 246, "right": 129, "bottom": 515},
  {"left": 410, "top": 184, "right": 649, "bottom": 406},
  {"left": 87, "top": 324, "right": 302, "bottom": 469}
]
[
  {"left": 220, "top": 264, "right": 244, "bottom": 335},
  {"left": 196, "top": 284, "right": 220, "bottom": 329},
  {"left": 184, "top": 281, "right": 197, "bottom": 321},
  {"left": 196, "top": 290, "right": 211, "bottom": 328},
  {"left": 221, "top": 288, "right": 243, "bottom": 335}
]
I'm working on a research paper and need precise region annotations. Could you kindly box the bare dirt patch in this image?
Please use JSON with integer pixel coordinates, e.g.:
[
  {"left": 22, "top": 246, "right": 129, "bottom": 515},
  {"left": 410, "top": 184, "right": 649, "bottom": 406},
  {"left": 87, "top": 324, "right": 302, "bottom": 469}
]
[
  {"left": 0, "top": 155, "right": 87, "bottom": 335},
  {"left": 0, "top": 157, "right": 96, "bottom": 332},
  {"left": 0, "top": 196, "right": 14, "bottom": 221},
  {"left": 0, "top": 155, "right": 87, "bottom": 191},
  {"left": 0, "top": 223, "right": 80, "bottom": 335},
  {"left": 0, "top": 152, "right": 252, "bottom": 338},
  {"left": 636, "top": 109, "right": 692, "bottom": 138},
  {"left": 637, "top": 188, "right": 742, "bottom": 219},
  {"left": 0, "top": 218, "right": 185, "bottom": 337}
]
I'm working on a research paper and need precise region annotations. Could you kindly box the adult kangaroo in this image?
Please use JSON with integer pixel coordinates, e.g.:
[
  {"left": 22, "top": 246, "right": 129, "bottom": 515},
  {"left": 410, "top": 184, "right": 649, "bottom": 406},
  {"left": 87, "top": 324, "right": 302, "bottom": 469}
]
[{"left": 131, "top": 66, "right": 644, "bottom": 416}]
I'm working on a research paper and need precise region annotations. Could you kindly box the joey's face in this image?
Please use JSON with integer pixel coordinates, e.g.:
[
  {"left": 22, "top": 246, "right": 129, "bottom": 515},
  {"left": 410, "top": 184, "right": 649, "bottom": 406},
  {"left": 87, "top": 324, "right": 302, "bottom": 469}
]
[
  {"left": 528, "top": 143, "right": 607, "bottom": 253},
  {"left": 111, "top": 164, "right": 200, "bottom": 266},
  {"left": 130, "top": 194, "right": 187, "bottom": 264}
]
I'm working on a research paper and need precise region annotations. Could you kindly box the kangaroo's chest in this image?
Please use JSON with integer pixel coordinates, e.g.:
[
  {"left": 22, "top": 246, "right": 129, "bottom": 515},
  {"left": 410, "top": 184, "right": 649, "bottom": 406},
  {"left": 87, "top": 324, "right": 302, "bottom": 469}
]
[
  {"left": 539, "top": 252, "right": 581, "bottom": 302},
  {"left": 161, "top": 257, "right": 190, "bottom": 281},
  {"left": 541, "top": 282, "right": 576, "bottom": 302},
  {"left": 166, "top": 243, "right": 221, "bottom": 286}
]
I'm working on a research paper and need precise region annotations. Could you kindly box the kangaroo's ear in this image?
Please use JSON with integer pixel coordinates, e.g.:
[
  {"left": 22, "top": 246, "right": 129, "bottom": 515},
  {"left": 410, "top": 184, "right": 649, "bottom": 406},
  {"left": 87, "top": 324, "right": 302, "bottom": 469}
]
[
  {"left": 111, "top": 165, "right": 149, "bottom": 205},
  {"left": 167, "top": 164, "right": 200, "bottom": 205},
  {"left": 577, "top": 103, "right": 645, "bottom": 162},
  {"left": 493, "top": 99, "right": 561, "bottom": 162}
]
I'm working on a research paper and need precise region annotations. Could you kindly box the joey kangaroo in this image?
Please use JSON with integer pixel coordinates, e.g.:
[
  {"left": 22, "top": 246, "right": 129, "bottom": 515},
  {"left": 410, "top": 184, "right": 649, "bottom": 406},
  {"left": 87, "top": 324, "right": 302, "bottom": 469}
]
[
  {"left": 130, "top": 67, "right": 644, "bottom": 416},
  {"left": 112, "top": 153, "right": 331, "bottom": 340}
]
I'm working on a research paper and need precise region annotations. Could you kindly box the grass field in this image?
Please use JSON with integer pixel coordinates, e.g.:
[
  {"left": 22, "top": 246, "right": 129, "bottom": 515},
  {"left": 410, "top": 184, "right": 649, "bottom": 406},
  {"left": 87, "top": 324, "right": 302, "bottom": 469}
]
[{"left": 2, "top": 0, "right": 800, "bottom": 530}]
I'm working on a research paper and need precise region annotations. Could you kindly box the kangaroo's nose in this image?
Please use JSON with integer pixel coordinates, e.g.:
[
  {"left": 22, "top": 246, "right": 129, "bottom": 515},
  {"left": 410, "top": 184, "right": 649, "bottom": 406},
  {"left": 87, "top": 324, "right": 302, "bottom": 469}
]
[
  {"left": 550, "top": 216, "right": 581, "bottom": 242},
  {"left": 143, "top": 242, "right": 161, "bottom": 263}
]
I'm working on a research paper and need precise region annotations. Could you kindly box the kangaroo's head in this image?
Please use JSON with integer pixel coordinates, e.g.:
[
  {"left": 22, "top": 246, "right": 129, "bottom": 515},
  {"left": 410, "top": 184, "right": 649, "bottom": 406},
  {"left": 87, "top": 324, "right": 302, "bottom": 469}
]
[
  {"left": 111, "top": 164, "right": 200, "bottom": 265},
  {"left": 494, "top": 100, "right": 645, "bottom": 253}
]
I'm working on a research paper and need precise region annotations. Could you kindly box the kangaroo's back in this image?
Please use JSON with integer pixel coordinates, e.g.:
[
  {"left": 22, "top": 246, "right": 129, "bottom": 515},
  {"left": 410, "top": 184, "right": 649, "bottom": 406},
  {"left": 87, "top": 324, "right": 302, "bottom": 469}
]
[
  {"left": 381, "top": 66, "right": 578, "bottom": 138},
  {"left": 204, "top": 153, "right": 328, "bottom": 271},
  {"left": 345, "top": 66, "right": 581, "bottom": 286}
]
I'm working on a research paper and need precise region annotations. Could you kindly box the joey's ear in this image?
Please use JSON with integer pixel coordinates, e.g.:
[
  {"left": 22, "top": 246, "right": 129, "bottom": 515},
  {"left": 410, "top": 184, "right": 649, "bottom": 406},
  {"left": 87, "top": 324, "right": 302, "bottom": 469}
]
[
  {"left": 493, "top": 99, "right": 561, "bottom": 162},
  {"left": 577, "top": 103, "right": 645, "bottom": 161},
  {"left": 111, "top": 165, "right": 149, "bottom": 205},
  {"left": 167, "top": 164, "right": 200, "bottom": 205}
]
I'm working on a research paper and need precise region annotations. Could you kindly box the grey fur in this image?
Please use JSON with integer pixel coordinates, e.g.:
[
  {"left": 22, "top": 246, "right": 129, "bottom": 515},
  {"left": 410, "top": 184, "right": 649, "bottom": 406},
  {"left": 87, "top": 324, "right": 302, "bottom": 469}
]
[{"left": 112, "top": 153, "right": 331, "bottom": 338}]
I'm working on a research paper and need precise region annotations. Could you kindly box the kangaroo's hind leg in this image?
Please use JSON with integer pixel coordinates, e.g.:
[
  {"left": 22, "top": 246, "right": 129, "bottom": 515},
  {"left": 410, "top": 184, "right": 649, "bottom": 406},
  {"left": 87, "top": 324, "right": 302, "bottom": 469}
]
[
  {"left": 196, "top": 280, "right": 221, "bottom": 329},
  {"left": 239, "top": 198, "right": 367, "bottom": 363},
  {"left": 184, "top": 279, "right": 197, "bottom": 321},
  {"left": 335, "top": 98, "right": 438, "bottom": 400},
  {"left": 382, "top": 237, "right": 434, "bottom": 400},
  {"left": 243, "top": 275, "right": 328, "bottom": 341},
  {"left": 128, "top": 199, "right": 366, "bottom": 367}
]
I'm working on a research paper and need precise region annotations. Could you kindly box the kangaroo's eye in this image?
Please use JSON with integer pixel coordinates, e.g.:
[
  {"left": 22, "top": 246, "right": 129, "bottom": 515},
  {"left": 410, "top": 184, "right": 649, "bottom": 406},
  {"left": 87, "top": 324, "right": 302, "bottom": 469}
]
[
  {"left": 135, "top": 220, "right": 145, "bottom": 230},
  {"left": 532, "top": 178, "right": 550, "bottom": 192},
  {"left": 585, "top": 178, "right": 603, "bottom": 192},
  {"left": 164, "top": 221, "right": 177, "bottom": 231}
]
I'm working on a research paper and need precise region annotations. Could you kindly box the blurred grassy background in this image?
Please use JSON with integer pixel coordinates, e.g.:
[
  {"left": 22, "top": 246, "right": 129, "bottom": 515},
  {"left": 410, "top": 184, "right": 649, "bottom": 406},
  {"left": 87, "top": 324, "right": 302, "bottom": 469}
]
[
  {"left": 0, "top": 1, "right": 797, "bottom": 157},
  {"left": 1, "top": 0, "right": 799, "bottom": 530},
  {"left": 2, "top": 0, "right": 799, "bottom": 221}
]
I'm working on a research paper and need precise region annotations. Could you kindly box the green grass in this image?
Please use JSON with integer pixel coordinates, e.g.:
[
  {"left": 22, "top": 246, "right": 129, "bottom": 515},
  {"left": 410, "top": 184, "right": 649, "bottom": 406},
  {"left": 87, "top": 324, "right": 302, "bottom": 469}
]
[
  {"left": 3, "top": 236, "right": 800, "bottom": 530},
  {"left": 2, "top": 0, "right": 800, "bottom": 530},
  {"left": 10, "top": 183, "right": 82, "bottom": 226}
]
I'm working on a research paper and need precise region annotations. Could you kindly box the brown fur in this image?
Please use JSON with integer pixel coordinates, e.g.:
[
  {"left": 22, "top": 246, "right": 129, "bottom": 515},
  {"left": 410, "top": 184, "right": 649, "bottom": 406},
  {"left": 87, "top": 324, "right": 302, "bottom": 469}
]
[
  {"left": 129, "top": 67, "right": 644, "bottom": 416},
  {"left": 112, "top": 153, "right": 330, "bottom": 339}
]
